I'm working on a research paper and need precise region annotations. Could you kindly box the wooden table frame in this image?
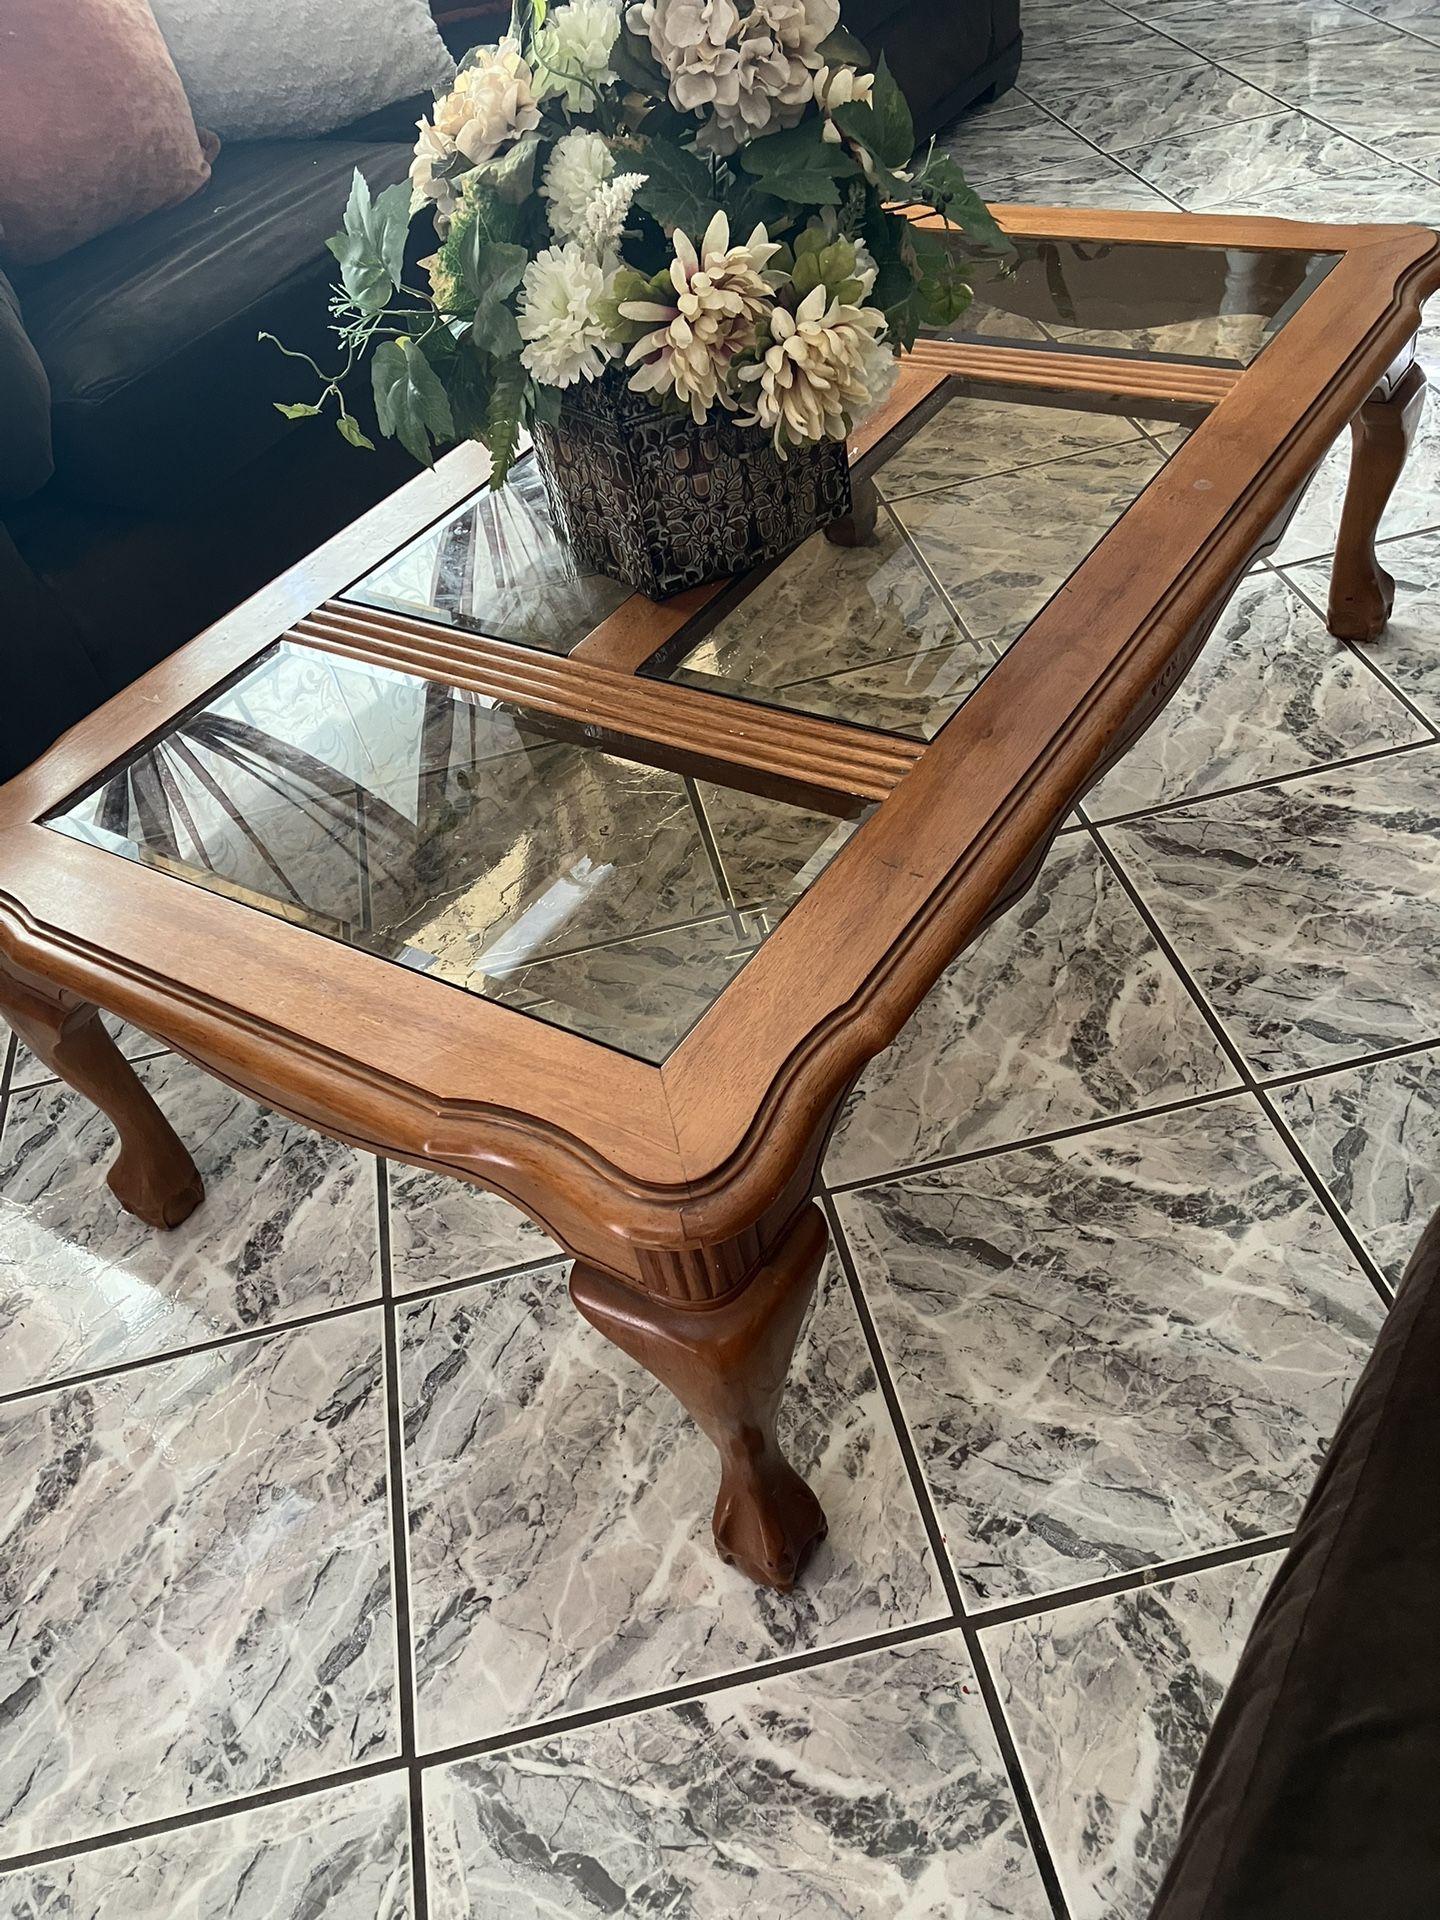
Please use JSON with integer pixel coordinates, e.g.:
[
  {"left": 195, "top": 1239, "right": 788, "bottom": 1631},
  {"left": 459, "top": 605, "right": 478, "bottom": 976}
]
[{"left": 4, "top": 207, "right": 1438, "bottom": 1590}]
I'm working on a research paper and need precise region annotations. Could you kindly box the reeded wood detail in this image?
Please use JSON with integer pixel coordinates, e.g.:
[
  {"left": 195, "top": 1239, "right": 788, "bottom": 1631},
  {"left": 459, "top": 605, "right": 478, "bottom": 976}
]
[
  {"left": 292, "top": 602, "right": 921, "bottom": 806},
  {"left": 905, "top": 338, "right": 1239, "bottom": 407},
  {"left": 636, "top": 1222, "right": 764, "bottom": 1303}
]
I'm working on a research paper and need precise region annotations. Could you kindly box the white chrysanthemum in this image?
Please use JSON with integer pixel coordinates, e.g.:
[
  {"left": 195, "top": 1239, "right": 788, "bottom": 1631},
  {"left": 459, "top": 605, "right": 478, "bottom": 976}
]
[
  {"left": 627, "top": 0, "right": 742, "bottom": 116},
  {"left": 518, "top": 243, "right": 617, "bottom": 388},
  {"left": 541, "top": 128, "right": 615, "bottom": 243},
  {"left": 573, "top": 171, "right": 646, "bottom": 257},
  {"left": 739, "top": 282, "right": 887, "bottom": 449},
  {"left": 813, "top": 62, "right": 874, "bottom": 142},
  {"left": 535, "top": 0, "right": 622, "bottom": 112},
  {"left": 697, "top": 22, "right": 813, "bottom": 152},
  {"left": 621, "top": 211, "right": 780, "bottom": 423}
]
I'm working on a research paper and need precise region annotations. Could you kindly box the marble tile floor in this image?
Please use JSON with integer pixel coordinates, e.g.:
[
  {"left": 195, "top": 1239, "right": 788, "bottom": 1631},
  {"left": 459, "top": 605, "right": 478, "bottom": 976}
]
[{"left": 6, "top": 29, "right": 1440, "bottom": 1918}]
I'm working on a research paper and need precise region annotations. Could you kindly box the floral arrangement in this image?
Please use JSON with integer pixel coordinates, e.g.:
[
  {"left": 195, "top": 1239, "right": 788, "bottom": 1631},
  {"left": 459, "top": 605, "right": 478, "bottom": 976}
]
[{"left": 270, "top": 0, "right": 1005, "bottom": 485}]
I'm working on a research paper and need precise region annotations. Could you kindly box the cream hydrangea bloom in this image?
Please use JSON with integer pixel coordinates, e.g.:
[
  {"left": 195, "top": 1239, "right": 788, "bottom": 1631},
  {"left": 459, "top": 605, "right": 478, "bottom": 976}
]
[
  {"left": 740, "top": 282, "right": 888, "bottom": 449},
  {"left": 626, "top": 0, "right": 742, "bottom": 116},
  {"left": 517, "top": 243, "right": 618, "bottom": 387},
  {"left": 621, "top": 211, "right": 780, "bottom": 423},
  {"left": 410, "top": 41, "right": 542, "bottom": 216},
  {"left": 535, "top": 0, "right": 622, "bottom": 113}
]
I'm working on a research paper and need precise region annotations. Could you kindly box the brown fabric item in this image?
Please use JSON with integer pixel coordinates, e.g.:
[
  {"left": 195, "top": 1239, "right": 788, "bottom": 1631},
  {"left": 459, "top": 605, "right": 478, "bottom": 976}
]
[
  {"left": 0, "top": 0, "right": 218, "bottom": 267},
  {"left": 1148, "top": 1204, "right": 1440, "bottom": 1918}
]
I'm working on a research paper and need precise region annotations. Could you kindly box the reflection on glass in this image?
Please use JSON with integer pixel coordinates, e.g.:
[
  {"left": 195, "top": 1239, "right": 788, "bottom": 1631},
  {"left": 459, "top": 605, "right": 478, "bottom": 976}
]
[
  {"left": 654, "top": 382, "right": 1204, "bottom": 737},
  {"left": 46, "top": 645, "right": 859, "bottom": 1063},
  {"left": 931, "top": 235, "right": 1339, "bottom": 366},
  {"left": 345, "top": 456, "right": 628, "bottom": 653}
]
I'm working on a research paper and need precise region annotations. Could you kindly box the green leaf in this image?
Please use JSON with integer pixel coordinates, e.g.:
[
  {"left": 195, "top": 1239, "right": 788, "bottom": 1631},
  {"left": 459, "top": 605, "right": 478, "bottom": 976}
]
[
  {"left": 485, "top": 356, "right": 527, "bottom": 487},
  {"left": 274, "top": 401, "right": 321, "bottom": 419},
  {"left": 740, "top": 119, "right": 861, "bottom": 205},
  {"left": 529, "top": 380, "right": 563, "bottom": 428},
  {"left": 817, "top": 23, "right": 870, "bottom": 65},
  {"left": 437, "top": 339, "right": 494, "bottom": 442},
  {"left": 472, "top": 130, "right": 542, "bottom": 206},
  {"left": 337, "top": 412, "right": 376, "bottom": 450},
  {"left": 372, "top": 337, "right": 455, "bottom": 466},
  {"left": 458, "top": 234, "right": 526, "bottom": 356},
  {"left": 635, "top": 139, "right": 725, "bottom": 237},
  {"left": 914, "top": 151, "right": 1011, "bottom": 255},
  {"left": 326, "top": 169, "right": 412, "bottom": 311},
  {"left": 831, "top": 55, "right": 914, "bottom": 171},
  {"left": 611, "top": 23, "right": 668, "bottom": 99}
]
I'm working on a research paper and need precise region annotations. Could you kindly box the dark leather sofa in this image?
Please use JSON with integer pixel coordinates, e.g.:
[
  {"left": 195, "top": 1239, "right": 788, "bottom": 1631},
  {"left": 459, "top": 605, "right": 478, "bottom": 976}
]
[
  {"left": 1150, "top": 1204, "right": 1440, "bottom": 1918},
  {"left": 0, "top": 1, "right": 1021, "bottom": 782}
]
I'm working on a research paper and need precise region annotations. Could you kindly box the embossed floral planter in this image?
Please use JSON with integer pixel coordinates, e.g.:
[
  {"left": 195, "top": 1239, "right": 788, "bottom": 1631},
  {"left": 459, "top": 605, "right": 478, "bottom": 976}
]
[{"left": 531, "top": 374, "right": 853, "bottom": 601}]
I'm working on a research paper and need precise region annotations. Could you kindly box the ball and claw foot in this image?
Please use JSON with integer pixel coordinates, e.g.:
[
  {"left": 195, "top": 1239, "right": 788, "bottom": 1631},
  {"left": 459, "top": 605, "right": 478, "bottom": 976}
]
[{"left": 713, "top": 1447, "right": 829, "bottom": 1592}]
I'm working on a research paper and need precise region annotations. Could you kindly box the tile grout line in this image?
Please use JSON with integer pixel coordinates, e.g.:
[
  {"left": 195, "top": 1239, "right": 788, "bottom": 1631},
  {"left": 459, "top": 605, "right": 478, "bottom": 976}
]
[
  {"left": 1259, "top": 1027, "right": 1440, "bottom": 1096},
  {"left": 1098, "top": 0, "right": 1440, "bottom": 192},
  {"left": 1086, "top": 826, "right": 1396, "bottom": 1310},
  {"left": 967, "top": 1531, "right": 1296, "bottom": 1633},
  {"left": 1279, "top": 564, "right": 1440, "bottom": 744},
  {"left": 821, "top": 1192, "right": 1074, "bottom": 1920},
  {"left": 378, "top": 1160, "right": 431, "bottom": 1920},
  {"left": 826, "top": 1082, "right": 1244, "bottom": 1199},
  {"left": 0, "top": 1760, "right": 411, "bottom": 1882},
  {"left": 1082, "top": 734, "right": 1439, "bottom": 834},
  {"left": 1007, "top": 86, "right": 1190, "bottom": 212}
]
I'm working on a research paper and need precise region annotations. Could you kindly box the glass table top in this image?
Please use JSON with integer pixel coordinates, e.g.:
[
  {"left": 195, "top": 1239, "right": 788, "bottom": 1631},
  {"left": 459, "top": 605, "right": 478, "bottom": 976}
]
[
  {"left": 651, "top": 381, "right": 1208, "bottom": 740},
  {"left": 934, "top": 234, "right": 1339, "bottom": 367},
  {"left": 47, "top": 645, "right": 860, "bottom": 1063}
]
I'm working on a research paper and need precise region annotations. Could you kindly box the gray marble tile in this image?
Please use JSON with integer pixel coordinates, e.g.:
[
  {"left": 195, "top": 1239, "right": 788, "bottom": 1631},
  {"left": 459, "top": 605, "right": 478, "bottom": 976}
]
[
  {"left": 1026, "top": 53, "right": 1279, "bottom": 156},
  {"left": 1140, "top": 0, "right": 1398, "bottom": 63},
  {"left": 399, "top": 1259, "right": 946, "bottom": 1750},
  {"left": 879, "top": 394, "right": 1154, "bottom": 501},
  {"left": 1274, "top": 1045, "right": 1440, "bottom": 1286},
  {"left": 1119, "top": 109, "right": 1440, "bottom": 219},
  {"left": 1021, "top": 9, "right": 1197, "bottom": 72},
  {"left": 986, "top": 1553, "right": 1283, "bottom": 1919},
  {"left": 1347, "top": 0, "right": 1440, "bottom": 28},
  {"left": 1290, "top": 527, "right": 1440, "bottom": 720},
  {"left": 1223, "top": 33, "right": 1440, "bottom": 178},
  {"left": 838, "top": 1097, "right": 1380, "bottom": 1605},
  {"left": 0, "top": 1773, "right": 413, "bottom": 1920},
  {"left": 826, "top": 833, "right": 1238, "bottom": 1186},
  {"left": 893, "top": 439, "right": 1168, "bottom": 648},
  {"left": 1084, "top": 568, "right": 1427, "bottom": 822},
  {"left": 0, "top": 1057, "right": 380, "bottom": 1394},
  {"left": 935, "top": 95, "right": 1175, "bottom": 210},
  {"left": 6, "top": 1014, "right": 166, "bottom": 1093},
  {"left": 772, "top": 638, "right": 1000, "bottom": 740},
  {"left": 386, "top": 1159, "right": 557, "bottom": 1296},
  {"left": 0, "top": 1311, "right": 396, "bottom": 1855},
  {"left": 426, "top": 1630, "right": 1051, "bottom": 1920},
  {"left": 1106, "top": 747, "right": 1440, "bottom": 1078}
]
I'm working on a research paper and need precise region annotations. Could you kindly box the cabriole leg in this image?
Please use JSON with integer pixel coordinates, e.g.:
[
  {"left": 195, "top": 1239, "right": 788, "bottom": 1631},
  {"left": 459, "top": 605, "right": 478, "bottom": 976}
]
[
  {"left": 0, "top": 962, "right": 203, "bottom": 1229},
  {"left": 1329, "top": 357, "right": 1427, "bottom": 642},
  {"left": 570, "top": 1203, "right": 829, "bottom": 1591}
]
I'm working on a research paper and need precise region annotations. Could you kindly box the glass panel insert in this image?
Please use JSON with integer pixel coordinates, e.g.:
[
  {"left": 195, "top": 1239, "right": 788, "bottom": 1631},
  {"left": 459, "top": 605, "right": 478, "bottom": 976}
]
[
  {"left": 651, "top": 380, "right": 1206, "bottom": 739},
  {"left": 933, "top": 235, "right": 1339, "bottom": 366},
  {"left": 46, "top": 644, "right": 859, "bottom": 1063},
  {"left": 345, "top": 456, "right": 627, "bottom": 653}
]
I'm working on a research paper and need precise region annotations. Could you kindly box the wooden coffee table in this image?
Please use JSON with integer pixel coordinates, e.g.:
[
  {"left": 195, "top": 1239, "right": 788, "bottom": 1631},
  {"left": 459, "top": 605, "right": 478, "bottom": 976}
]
[{"left": 3, "top": 207, "right": 1436, "bottom": 1590}]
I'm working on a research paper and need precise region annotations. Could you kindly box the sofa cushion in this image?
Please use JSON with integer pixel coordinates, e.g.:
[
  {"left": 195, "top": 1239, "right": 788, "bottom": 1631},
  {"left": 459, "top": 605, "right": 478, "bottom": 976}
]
[
  {"left": 0, "top": 268, "right": 52, "bottom": 502},
  {"left": 0, "top": 0, "right": 217, "bottom": 268},
  {"left": 14, "top": 139, "right": 413, "bottom": 512}
]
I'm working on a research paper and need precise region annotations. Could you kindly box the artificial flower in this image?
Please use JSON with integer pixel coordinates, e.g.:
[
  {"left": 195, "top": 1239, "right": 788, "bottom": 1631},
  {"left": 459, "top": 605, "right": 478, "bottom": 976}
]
[
  {"left": 410, "top": 38, "right": 542, "bottom": 215},
  {"left": 540, "top": 128, "right": 616, "bottom": 242},
  {"left": 698, "top": 20, "right": 813, "bottom": 152},
  {"left": 535, "top": 0, "right": 622, "bottom": 113},
  {"left": 740, "top": 282, "right": 888, "bottom": 449},
  {"left": 751, "top": 0, "right": 839, "bottom": 58},
  {"left": 572, "top": 170, "right": 646, "bottom": 258},
  {"left": 627, "top": 0, "right": 742, "bottom": 117},
  {"left": 621, "top": 211, "right": 780, "bottom": 422},
  {"left": 813, "top": 61, "right": 874, "bottom": 141},
  {"left": 517, "top": 242, "right": 617, "bottom": 386}
]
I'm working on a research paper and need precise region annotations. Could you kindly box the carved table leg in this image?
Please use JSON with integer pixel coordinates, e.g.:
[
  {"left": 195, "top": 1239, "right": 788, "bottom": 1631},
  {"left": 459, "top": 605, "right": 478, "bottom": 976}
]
[
  {"left": 570, "top": 1203, "right": 829, "bottom": 1591},
  {"left": 0, "top": 965, "right": 203, "bottom": 1228},
  {"left": 1329, "top": 358, "right": 1427, "bottom": 642}
]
